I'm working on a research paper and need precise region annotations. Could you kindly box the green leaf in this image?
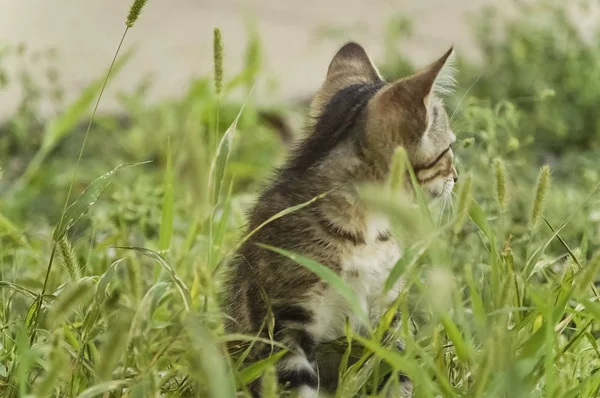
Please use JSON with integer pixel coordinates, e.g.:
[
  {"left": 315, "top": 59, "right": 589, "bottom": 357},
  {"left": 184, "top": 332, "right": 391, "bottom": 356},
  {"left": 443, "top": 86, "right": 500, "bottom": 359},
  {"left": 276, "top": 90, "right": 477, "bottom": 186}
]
[
  {"left": 258, "top": 244, "right": 370, "bottom": 328},
  {"left": 0, "top": 281, "right": 49, "bottom": 303},
  {"left": 469, "top": 199, "right": 501, "bottom": 299},
  {"left": 95, "top": 259, "right": 123, "bottom": 303},
  {"left": 440, "top": 314, "right": 472, "bottom": 363},
  {"left": 469, "top": 199, "right": 495, "bottom": 247},
  {"left": 209, "top": 87, "right": 254, "bottom": 206},
  {"left": 237, "top": 350, "right": 287, "bottom": 385},
  {"left": 384, "top": 241, "right": 428, "bottom": 292},
  {"left": 53, "top": 161, "right": 149, "bottom": 241},
  {"left": 352, "top": 335, "right": 417, "bottom": 379},
  {"left": 75, "top": 380, "right": 129, "bottom": 398}
]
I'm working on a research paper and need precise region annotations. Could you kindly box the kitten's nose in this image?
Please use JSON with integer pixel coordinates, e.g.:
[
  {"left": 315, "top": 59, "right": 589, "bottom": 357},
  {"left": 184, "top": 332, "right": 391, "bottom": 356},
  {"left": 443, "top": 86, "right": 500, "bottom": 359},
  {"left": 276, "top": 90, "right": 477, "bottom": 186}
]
[
  {"left": 453, "top": 175, "right": 458, "bottom": 183},
  {"left": 452, "top": 166, "right": 458, "bottom": 183}
]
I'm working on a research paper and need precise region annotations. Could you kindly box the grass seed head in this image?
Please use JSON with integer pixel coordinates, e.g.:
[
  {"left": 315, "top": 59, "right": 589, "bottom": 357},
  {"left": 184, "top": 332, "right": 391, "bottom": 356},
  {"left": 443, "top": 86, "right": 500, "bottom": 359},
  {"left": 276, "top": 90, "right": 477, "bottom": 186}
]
[
  {"left": 58, "top": 236, "right": 81, "bottom": 281},
  {"left": 213, "top": 28, "right": 224, "bottom": 95},
  {"left": 493, "top": 157, "right": 507, "bottom": 211},
  {"left": 529, "top": 165, "right": 551, "bottom": 231},
  {"left": 126, "top": 0, "right": 148, "bottom": 28}
]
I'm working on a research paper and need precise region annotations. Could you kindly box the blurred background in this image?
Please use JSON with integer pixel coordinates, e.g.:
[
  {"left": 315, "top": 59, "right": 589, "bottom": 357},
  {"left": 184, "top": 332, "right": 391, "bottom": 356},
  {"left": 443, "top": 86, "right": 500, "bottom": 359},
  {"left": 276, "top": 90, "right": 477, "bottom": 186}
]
[
  {"left": 0, "top": 0, "right": 491, "bottom": 119},
  {"left": 2, "top": 0, "right": 600, "bottom": 396},
  {"left": 2, "top": 0, "right": 600, "bottom": 228}
]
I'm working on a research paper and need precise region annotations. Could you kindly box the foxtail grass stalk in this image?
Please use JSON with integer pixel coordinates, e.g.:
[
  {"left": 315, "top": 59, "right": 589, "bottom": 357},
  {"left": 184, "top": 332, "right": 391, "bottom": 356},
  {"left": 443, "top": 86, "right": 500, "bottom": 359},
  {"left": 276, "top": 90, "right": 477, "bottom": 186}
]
[
  {"left": 29, "top": 0, "right": 147, "bottom": 348},
  {"left": 205, "top": 27, "right": 225, "bottom": 313}
]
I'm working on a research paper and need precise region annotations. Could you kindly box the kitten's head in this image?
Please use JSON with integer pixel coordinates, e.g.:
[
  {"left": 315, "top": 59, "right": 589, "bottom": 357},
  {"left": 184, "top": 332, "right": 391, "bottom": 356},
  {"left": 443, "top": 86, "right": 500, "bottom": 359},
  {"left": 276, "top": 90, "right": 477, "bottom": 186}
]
[{"left": 309, "top": 42, "right": 458, "bottom": 199}]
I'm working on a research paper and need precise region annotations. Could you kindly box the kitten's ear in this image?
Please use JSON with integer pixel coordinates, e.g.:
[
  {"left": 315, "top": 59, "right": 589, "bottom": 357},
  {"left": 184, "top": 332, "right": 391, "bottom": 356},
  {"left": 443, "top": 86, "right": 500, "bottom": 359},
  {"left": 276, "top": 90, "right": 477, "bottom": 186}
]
[
  {"left": 326, "top": 42, "right": 382, "bottom": 83},
  {"left": 382, "top": 47, "right": 456, "bottom": 109},
  {"left": 404, "top": 47, "right": 456, "bottom": 106}
]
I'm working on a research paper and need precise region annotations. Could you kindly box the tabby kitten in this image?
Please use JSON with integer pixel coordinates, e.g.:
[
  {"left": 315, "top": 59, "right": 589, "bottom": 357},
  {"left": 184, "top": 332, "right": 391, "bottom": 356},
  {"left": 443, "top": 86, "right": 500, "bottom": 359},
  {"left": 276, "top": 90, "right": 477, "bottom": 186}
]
[{"left": 221, "top": 42, "right": 458, "bottom": 397}]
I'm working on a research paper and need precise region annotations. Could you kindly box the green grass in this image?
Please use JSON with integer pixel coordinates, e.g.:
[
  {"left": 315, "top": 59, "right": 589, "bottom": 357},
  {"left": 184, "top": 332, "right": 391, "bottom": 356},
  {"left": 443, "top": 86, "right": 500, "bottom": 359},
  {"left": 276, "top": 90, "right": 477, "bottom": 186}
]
[{"left": 2, "top": 0, "right": 600, "bottom": 396}]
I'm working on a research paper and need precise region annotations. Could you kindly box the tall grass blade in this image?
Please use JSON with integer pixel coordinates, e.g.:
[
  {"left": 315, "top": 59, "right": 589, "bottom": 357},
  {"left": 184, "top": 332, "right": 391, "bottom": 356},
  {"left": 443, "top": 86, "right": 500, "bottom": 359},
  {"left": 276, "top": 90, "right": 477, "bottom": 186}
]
[
  {"left": 208, "top": 87, "right": 254, "bottom": 207},
  {"left": 237, "top": 350, "right": 286, "bottom": 385},
  {"left": 95, "top": 259, "right": 123, "bottom": 303},
  {"left": 440, "top": 314, "right": 472, "bottom": 363},
  {"left": 0, "top": 281, "right": 52, "bottom": 303},
  {"left": 158, "top": 138, "right": 174, "bottom": 252},
  {"left": 75, "top": 381, "right": 129, "bottom": 398},
  {"left": 384, "top": 241, "right": 428, "bottom": 292}
]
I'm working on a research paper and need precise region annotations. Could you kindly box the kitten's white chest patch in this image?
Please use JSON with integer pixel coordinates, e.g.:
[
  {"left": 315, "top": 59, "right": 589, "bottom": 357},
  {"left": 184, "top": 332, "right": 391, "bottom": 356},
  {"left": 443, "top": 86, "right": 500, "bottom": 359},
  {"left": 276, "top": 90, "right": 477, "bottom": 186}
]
[
  {"left": 343, "top": 215, "right": 402, "bottom": 324},
  {"left": 306, "top": 214, "right": 402, "bottom": 340}
]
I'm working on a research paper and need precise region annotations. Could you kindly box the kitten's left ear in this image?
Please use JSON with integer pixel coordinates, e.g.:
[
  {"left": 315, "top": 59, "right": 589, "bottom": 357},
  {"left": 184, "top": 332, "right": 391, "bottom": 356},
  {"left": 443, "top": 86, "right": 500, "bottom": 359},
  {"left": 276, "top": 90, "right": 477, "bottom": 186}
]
[{"left": 326, "top": 42, "right": 382, "bottom": 83}]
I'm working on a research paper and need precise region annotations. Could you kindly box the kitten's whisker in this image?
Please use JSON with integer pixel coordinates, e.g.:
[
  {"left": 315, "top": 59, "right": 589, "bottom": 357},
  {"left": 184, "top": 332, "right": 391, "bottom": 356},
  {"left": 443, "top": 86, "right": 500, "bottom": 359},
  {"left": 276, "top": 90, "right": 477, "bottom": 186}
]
[
  {"left": 438, "top": 194, "right": 448, "bottom": 226},
  {"left": 450, "top": 70, "right": 485, "bottom": 124},
  {"left": 448, "top": 197, "right": 456, "bottom": 223},
  {"left": 446, "top": 194, "right": 453, "bottom": 217}
]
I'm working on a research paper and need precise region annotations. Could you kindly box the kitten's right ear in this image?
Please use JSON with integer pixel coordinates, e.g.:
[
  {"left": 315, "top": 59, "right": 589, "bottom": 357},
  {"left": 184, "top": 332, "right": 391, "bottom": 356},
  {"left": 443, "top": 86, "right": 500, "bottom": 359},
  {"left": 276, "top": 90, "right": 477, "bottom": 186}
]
[
  {"left": 388, "top": 47, "right": 456, "bottom": 108},
  {"left": 326, "top": 42, "right": 382, "bottom": 83},
  {"left": 370, "top": 47, "right": 455, "bottom": 125}
]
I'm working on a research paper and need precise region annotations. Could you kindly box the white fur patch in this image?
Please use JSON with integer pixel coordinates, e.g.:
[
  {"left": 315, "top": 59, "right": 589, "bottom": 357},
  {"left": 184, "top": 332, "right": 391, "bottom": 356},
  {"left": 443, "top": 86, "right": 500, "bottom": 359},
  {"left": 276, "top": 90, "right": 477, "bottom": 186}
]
[
  {"left": 424, "top": 175, "right": 455, "bottom": 199},
  {"left": 297, "top": 385, "right": 322, "bottom": 398},
  {"left": 305, "top": 213, "right": 402, "bottom": 340},
  {"left": 279, "top": 354, "right": 314, "bottom": 372}
]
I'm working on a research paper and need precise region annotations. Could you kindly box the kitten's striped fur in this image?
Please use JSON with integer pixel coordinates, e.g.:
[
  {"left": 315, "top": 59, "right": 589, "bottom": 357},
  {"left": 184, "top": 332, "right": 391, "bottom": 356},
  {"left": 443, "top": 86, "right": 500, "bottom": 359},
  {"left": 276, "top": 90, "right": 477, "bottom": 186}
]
[{"left": 221, "top": 42, "right": 458, "bottom": 397}]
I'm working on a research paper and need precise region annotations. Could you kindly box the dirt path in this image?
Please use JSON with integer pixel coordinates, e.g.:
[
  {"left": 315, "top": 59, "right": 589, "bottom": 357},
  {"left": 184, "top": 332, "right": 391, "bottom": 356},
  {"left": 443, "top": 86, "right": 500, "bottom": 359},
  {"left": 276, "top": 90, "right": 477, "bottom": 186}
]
[{"left": 0, "top": 0, "right": 496, "bottom": 120}]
